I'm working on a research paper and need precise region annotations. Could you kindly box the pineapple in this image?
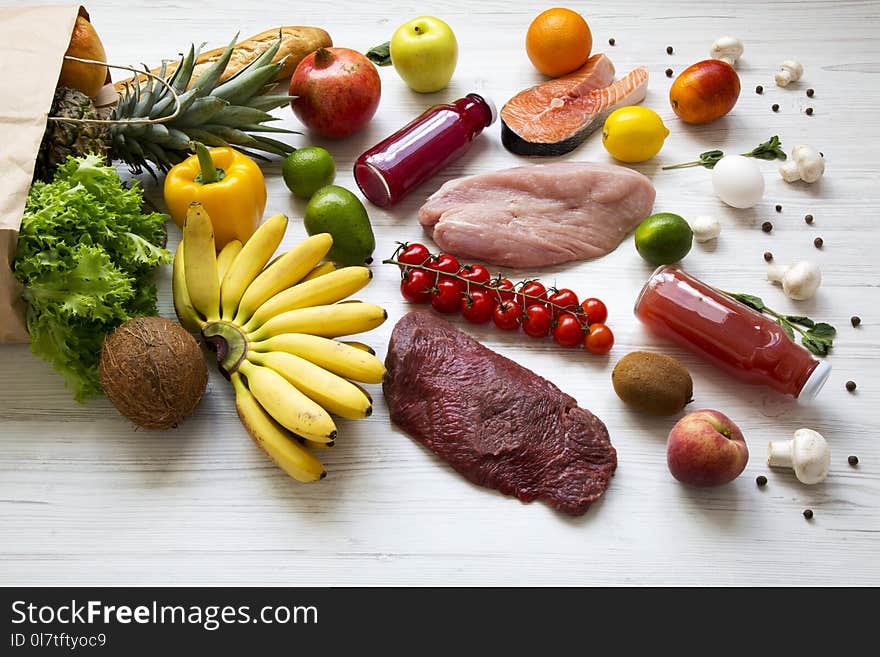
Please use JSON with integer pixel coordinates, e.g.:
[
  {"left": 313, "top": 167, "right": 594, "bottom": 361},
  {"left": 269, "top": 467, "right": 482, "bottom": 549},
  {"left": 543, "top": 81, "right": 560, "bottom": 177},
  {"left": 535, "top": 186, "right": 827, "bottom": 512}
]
[{"left": 35, "top": 35, "right": 296, "bottom": 181}]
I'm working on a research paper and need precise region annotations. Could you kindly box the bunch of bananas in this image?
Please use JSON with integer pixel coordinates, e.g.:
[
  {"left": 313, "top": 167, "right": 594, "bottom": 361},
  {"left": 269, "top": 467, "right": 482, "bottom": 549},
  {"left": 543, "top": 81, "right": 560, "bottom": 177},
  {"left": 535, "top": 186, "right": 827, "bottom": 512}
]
[{"left": 173, "top": 202, "right": 387, "bottom": 482}]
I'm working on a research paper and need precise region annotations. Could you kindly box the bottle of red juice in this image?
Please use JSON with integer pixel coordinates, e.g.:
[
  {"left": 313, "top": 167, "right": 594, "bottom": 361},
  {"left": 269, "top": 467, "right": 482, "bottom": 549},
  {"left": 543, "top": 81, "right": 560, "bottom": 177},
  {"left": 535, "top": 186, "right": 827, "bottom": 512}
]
[
  {"left": 353, "top": 93, "right": 496, "bottom": 207},
  {"left": 634, "top": 265, "right": 830, "bottom": 399}
]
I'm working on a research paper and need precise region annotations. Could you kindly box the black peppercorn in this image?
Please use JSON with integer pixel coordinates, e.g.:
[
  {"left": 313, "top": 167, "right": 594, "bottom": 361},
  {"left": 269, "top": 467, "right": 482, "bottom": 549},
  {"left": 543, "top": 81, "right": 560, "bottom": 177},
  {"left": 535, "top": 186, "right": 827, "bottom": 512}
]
[
  {"left": 851, "top": 316, "right": 861, "bottom": 327},
  {"left": 665, "top": 68, "right": 673, "bottom": 77},
  {"left": 805, "top": 214, "right": 814, "bottom": 224},
  {"left": 772, "top": 103, "right": 780, "bottom": 112},
  {"left": 756, "top": 475, "right": 768, "bottom": 487},
  {"left": 775, "top": 204, "right": 782, "bottom": 212},
  {"left": 762, "top": 221, "right": 773, "bottom": 233},
  {"left": 756, "top": 85, "right": 764, "bottom": 94},
  {"left": 848, "top": 455, "right": 859, "bottom": 466},
  {"left": 609, "top": 37, "right": 615, "bottom": 46},
  {"left": 764, "top": 251, "right": 773, "bottom": 262},
  {"left": 846, "top": 380, "right": 857, "bottom": 392},
  {"left": 666, "top": 46, "right": 673, "bottom": 54},
  {"left": 806, "top": 88, "right": 815, "bottom": 97},
  {"left": 803, "top": 509, "right": 814, "bottom": 520},
  {"left": 806, "top": 107, "right": 814, "bottom": 116},
  {"left": 814, "top": 237, "right": 824, "bottom": 248}
]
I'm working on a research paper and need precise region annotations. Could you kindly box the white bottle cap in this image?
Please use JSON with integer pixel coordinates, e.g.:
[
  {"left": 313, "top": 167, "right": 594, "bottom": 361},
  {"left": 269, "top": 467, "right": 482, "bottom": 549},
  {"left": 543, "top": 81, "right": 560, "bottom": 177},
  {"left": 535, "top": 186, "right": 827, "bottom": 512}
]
[{"left": 798, "top": 359, "right": 831, "bottom": 401}]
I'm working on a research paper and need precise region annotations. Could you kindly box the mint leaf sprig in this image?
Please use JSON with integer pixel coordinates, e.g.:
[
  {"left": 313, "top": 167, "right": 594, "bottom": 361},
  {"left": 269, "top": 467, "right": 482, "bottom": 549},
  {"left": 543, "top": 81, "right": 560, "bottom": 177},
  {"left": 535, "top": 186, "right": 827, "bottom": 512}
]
[
  {"left": 663, "top": 136, "right": 788, "bottom": 170},
  {"left": 722, "top": 291, "right": 836, "bottom": 356}
]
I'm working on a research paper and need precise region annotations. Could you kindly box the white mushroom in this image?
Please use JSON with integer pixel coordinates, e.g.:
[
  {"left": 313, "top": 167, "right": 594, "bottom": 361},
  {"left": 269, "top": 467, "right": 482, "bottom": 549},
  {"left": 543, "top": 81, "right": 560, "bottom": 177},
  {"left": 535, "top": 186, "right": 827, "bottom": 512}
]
[
  {"left": 767, "top": 428, "right": 830, "bottom": 484},
  {"left": 779, "top": 145, "right": 825, "bottom": 184},
  {"left": 690, "top": 215, "right": 721, "bottom": 242},
  {"left": 710, "top": 37, "right": 744, "bottom": 67},
  {"left": 767, "top": 261, "right": 822, "bottom": 301},
  {"left": 774, "top": 59, "right": 804, "bottom": 87}
]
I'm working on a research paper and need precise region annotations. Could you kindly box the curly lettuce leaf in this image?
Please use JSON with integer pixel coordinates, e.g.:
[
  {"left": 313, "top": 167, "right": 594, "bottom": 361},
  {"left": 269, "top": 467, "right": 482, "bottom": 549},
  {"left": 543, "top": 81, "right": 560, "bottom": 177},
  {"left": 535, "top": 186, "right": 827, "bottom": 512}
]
[{"left": 12, "top": 154, "right": 170, "bottom": 401}]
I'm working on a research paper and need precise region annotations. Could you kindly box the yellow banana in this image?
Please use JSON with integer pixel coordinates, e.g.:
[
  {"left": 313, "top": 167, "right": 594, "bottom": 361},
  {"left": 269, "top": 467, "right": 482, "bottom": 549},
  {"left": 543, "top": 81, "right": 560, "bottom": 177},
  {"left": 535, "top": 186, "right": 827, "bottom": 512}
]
[
  {"left": 182, "top": 203, "right": 220, "bottom": 321},
  {"left": 341, "top": 341, "right": 376, "bottom": 355},
  {"left": 301, "top": 261, "right": 337, "bottom": 282},
  {"left": 298, "top": 437, "right": 335, "bottom": 450},
  {"left": 172, "top": 241, "right": 205, "bottom": 332},
  {"left": 231, "top": 373, "right": 326, "bottom": 482},
  {"left": 233, "top": 233, "right": 333, "bottom": 326},
  {"left": 241, "top": 267, "right": 373, "bottom": 334},
  {"left": 237, "top": 360, "right": 336, "bottom": 443},
  {"left": 247, "top": 303, "right": 387, "bottom": 342},
  {"left": 249, "top": 333, "right": 386, "bottom": 384},
  {"left": 220, "top": 214, "right": 288, "bottom": 321},
  {"left": 216, "top": 239, "right": 243, "bottom": 285},
  {"left": 247, "top": 350, "right": 372, "bottom": 420}
]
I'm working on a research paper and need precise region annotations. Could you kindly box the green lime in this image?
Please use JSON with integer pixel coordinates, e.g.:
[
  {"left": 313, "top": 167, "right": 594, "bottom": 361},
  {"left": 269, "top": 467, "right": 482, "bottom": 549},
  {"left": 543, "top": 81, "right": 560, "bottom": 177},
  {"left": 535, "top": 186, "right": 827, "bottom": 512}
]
[
  {"left": 282, "top": 147, "right": 336, "bottom": 199},
  {"left": 634, "top": 213, "right": 694, "bottom": 265},
  {"left": 304, "top": 185, "right": 375, "bottom": 266}
]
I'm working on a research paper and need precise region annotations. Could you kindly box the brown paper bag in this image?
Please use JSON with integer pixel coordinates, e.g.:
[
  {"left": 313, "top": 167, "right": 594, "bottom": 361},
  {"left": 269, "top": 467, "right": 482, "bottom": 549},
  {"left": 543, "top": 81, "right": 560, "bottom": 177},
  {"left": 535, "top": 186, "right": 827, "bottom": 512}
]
[{"left": 0, "top": 5, "right": 82, "bottom": 343}]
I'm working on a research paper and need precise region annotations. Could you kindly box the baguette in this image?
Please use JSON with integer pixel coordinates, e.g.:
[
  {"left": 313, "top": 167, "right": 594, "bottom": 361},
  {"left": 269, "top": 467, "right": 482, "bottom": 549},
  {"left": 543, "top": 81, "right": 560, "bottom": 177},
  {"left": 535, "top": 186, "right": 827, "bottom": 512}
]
[{"left": 113, "top": 26, "right": 331, "bottom": 92}]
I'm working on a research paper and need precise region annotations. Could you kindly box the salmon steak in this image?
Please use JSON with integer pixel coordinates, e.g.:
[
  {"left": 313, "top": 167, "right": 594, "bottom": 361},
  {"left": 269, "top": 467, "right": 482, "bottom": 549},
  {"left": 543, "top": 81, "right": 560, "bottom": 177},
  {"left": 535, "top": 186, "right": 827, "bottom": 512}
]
[
  {"left": 501, "top": 54, "right": 649, "bottom": 156},
  {"left": 418, "top": 161, "right": 656, "bottom": 268}
]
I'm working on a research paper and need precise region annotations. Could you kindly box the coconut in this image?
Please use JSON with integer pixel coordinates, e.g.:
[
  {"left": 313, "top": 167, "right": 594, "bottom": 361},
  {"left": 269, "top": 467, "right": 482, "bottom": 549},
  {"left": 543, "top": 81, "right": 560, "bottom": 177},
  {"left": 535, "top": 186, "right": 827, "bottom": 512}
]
[{"left": 99, "top": 316, "right": 207, "bottom": 429}]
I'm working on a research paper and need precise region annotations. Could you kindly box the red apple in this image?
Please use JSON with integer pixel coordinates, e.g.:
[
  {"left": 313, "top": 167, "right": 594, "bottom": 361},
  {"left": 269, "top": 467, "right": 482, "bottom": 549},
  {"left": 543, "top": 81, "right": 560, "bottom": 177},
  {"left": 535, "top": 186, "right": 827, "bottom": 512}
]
[
  {"left": 666, "top": 409, "right": 748, "bottom": 486},
  {"left": 289, "top": 47, "right": 381, "bottom": 139}
]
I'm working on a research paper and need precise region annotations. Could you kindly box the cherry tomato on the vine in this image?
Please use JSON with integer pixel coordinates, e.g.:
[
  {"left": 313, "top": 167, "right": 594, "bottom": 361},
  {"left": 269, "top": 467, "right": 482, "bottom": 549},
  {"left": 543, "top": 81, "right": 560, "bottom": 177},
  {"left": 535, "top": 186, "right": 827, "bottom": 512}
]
[
  {"left": 547, "top": 288, "right": 580, "bottom": 315},
  {"left": 489, "top": 278, "right": 516, "bottom": 303},
  {"left": 580, "top": 298, "right": 608, "bottom": 326},
  {"left": 522, "top": 304, "right": 552, "bottom": 338},
  {"left": 427, "top": 253, "right": 460, "bottom": 280},
  {"left": 397, "top": 243, "right": 430, "bottom": 269},
  {"left": 553, "top": 313, "right": 585, "bottom": 347},
  {"left": 458, "top": 263, "right": 491, "bottom": 285},
  {"left": 493, "top": 301, "right": 522, "bottom": 331},
  {"left": 460, "top": 289, "right": 494, "bottom": 324},
  {"left": 430, "top": 279, "right": 464, "bottom": 314},
  {"left": 400, "top": 269, "right": 433, "bottom": 304},
  {"left": 584, "top": 323, "right": 614, "bottom": 355},
  {"left": 519, "top": 281, "right": 548, "bottom": 308}
]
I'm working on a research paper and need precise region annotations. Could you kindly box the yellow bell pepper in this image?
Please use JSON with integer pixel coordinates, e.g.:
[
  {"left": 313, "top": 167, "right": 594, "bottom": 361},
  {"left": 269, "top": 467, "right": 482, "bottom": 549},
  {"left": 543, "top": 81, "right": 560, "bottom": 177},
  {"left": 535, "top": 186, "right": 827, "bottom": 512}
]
[{"left": 164, "top": 143, "right": 267, "bottom": 249}]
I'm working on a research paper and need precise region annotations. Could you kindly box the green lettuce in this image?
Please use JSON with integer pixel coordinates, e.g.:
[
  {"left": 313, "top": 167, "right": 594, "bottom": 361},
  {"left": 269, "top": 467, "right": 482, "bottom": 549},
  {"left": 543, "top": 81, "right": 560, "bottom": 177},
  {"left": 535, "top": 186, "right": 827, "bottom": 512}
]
[{"left": 13, "top": 154, "right": 171, "bottom": 401}]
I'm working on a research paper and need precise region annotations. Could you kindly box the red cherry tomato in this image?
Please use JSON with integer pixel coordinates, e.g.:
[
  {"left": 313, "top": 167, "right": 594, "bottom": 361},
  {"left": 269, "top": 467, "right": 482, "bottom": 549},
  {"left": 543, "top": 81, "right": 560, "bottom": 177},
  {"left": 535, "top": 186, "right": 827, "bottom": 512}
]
[
  {"left": 489, "top": 278, "right": 516, "bottom": 303},
  {"left": 553, "top": 313, "right": 585, "bottom": 347},
  {"left": 547, "top": 288, "right": 580, "bottom": 315},
  {"left": 430, "top": 278, "right": 464, "bottom": 314},
  {"left": 522, "top": 304, "right": 552, "bottom": 338},
  {"left": 584, "top": 323, "right": 614, "bottom": 355},
  {"left": 427, "top": 253, "right": 460, "bottom": 278},
  {"left": 580, "top": 298, "right": 608, "bottom": 326},
  {"left": 458, "top": 263, "right": 491, "bottom": 285},
  {"left": 397, "top": 243, "right": 430, "bottom": 269},
  {"left": 493, "top": 301, "right": 522, "bottom": 331},
  {"left": 400, "top": 269, "right": 433, "bottom": 304},
  {"left": 519, "top": 280, "right": 548, "bottom": 308},
  {"left": 460, "top": 289, "right": 494, "bottom": 324}
]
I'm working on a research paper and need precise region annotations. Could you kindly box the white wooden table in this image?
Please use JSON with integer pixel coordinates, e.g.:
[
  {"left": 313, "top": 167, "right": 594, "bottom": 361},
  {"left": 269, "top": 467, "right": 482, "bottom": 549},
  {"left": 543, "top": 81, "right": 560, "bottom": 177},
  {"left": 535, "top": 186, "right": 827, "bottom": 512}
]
[{"left": 2, "top": 0, "right": 878, "bottom": 586}]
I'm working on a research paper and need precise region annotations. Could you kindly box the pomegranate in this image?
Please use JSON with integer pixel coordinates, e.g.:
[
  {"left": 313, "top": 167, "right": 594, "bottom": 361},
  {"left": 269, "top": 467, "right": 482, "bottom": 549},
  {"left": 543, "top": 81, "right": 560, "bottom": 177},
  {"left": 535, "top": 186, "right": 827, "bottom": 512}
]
[{"left": 289, "top": 47, "right": 381, "bottom": 139}]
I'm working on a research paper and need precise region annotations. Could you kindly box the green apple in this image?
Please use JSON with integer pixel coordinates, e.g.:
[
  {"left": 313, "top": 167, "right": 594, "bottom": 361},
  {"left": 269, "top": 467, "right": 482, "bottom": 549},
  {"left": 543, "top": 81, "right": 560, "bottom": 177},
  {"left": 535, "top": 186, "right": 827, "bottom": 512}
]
[{"left": 390, "top": 16, "right": 458, "bottom": 93}]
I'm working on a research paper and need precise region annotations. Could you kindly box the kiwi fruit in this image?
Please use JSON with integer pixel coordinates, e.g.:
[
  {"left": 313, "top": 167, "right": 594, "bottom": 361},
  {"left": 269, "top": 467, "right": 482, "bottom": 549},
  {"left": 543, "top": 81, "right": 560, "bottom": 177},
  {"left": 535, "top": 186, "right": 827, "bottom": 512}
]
[
  {"left": 612, "top": 351, "right": 693, "bottom": 416},
  {"left": 99, "top": 316, "right": 207, "bottom": 430}
]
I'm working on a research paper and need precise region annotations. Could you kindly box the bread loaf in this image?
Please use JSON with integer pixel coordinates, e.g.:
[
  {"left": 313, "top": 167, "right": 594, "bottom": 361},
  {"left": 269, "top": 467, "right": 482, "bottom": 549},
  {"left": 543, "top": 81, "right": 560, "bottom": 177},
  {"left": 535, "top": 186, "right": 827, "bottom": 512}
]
[{"left": 113, "top": 26, "right": 331, "bottom": 92}]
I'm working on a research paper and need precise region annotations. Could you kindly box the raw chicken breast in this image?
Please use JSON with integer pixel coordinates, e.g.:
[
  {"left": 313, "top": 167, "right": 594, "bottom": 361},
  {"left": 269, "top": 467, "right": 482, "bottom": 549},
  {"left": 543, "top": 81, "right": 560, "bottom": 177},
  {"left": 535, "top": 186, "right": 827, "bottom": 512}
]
[{"left": 417, "top": 162, "right": 656, "bottom": 268}]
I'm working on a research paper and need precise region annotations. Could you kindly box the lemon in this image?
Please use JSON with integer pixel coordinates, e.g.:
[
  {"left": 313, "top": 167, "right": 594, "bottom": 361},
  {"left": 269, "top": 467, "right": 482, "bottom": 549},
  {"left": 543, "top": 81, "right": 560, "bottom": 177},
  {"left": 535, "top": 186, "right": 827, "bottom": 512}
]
[
  {"left": 634, "top": 213, "right": 693, "bottom": 265},
  {"left": 602, "top": 107, "right": 669, "bottom": 163},
  {"left": 282, "top": 147, "right": 336, "bottom": 199}
]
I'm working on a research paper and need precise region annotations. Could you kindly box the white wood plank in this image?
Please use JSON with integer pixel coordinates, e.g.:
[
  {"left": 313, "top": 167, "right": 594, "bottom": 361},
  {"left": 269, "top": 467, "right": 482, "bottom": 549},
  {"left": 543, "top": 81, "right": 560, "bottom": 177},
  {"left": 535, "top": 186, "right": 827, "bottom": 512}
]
[{"left": 1, "top": 0, "right": 878, "bottom": 585}]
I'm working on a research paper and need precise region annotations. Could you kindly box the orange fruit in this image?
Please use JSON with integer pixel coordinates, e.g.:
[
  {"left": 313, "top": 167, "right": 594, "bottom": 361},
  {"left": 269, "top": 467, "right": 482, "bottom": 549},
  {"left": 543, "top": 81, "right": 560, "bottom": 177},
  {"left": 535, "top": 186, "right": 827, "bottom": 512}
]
[
  {"left": 58, "top": 16, "right": 108, "bottom": 98},
  {"left": 526, "top": 8, "right": 592, "bottom": 78}
]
